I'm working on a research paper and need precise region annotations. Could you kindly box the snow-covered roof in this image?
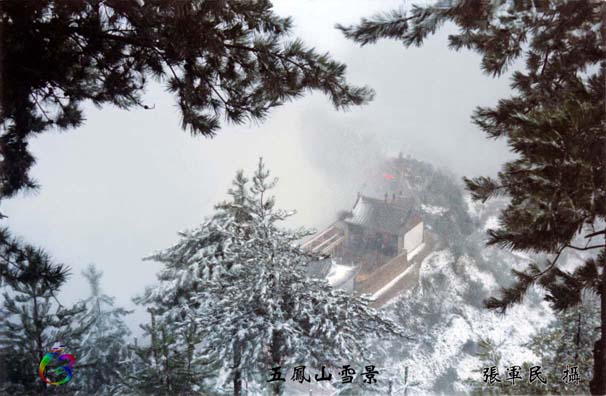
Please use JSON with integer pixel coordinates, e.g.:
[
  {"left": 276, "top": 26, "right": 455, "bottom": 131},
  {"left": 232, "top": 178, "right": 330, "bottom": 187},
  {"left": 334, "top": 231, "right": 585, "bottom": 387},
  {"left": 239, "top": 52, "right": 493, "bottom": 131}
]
[
  {"left": 326, "top": 261, "right": 357, "bottom": 288},
  {"left": 344, "top": 194, "right": 420, "bottom": 235}
]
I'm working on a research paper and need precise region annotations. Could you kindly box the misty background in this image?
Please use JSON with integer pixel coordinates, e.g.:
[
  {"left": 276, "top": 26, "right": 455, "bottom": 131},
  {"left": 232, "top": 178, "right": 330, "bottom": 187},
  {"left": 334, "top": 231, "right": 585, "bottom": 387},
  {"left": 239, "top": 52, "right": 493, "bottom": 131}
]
[{"left": 2, "top": 0, "right": 514, "bottom": 336}]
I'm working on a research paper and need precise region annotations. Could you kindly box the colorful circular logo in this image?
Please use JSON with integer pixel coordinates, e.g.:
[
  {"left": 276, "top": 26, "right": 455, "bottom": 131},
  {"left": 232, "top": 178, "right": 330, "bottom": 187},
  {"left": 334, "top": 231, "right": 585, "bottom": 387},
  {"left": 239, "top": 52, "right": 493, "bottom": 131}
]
[{"left": 38, "top": 344, "right": 75, "bottom": 386}]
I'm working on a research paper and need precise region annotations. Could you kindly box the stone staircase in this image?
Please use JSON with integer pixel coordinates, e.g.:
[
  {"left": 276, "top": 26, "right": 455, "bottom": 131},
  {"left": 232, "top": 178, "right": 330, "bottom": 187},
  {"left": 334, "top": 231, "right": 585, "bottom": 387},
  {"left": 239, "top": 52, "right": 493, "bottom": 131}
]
[{"left": 300, "top": 223, "right": 345, "bottom": 256}]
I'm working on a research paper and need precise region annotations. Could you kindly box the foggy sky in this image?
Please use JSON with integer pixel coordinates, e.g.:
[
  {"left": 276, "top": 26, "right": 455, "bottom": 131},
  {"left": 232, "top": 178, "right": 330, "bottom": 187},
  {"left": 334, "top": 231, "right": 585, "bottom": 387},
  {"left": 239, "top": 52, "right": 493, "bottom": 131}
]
[{"left": 3, "top": 0, "right": 515, "bottom": 335}]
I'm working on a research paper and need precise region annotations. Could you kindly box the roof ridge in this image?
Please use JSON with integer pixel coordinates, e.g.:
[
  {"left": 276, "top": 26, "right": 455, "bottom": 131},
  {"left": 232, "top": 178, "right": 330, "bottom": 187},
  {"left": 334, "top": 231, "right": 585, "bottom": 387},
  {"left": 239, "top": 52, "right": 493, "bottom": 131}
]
[{"left": 359, "top": 194, "right": 409, "bottom": 209}]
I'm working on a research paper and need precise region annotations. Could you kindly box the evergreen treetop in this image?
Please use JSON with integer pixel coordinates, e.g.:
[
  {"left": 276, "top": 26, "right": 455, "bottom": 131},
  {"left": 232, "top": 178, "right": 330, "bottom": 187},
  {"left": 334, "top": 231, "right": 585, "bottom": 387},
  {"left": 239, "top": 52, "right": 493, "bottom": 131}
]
[
  {"left": 75, "top": 263, "right": 132, "bottom": 396},
  {"left": 0, "top": 230, "right": 87, "bottom": 395},
  {"left": 138, "top": 159, "right": 406, "bottom": 395}
]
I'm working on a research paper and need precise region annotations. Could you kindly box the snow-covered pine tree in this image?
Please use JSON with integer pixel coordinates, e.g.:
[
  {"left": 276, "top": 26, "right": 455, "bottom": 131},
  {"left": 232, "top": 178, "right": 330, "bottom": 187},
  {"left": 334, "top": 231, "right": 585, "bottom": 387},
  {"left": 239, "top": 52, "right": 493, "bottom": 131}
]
[
  {"left": 525, "top": 294, "right": 600, "bottom": 395},
  {"left": 120, "top": 173, "right": 252, "bottom": 396},
  {"left": 138, "top": 158, "right": 405, "bottom": 396},
  {"left": 464, "top": 338, "right": 509, "bottom": 396},
  {"left": 467, "top": 295, "right": 600, "bottom": 395},
  {"left": 117, "top": 307, "right": 217, "bottom": 396},
  {"left": 73, "top": 264, "right": 131, "bottom": 396},
  {"left": 0, "top": 232, "right": 87, "bottom": 395},
  {"left": 339, "top": 2, "right": 606, "bottom": 393}
]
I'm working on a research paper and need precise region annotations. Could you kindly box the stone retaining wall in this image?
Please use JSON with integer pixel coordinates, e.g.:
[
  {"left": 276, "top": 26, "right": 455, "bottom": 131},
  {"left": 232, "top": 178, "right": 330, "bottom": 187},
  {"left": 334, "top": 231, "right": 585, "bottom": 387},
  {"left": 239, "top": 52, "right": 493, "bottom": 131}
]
[{"left": 354, "top": 253, "right": 409, "bottom": 295}]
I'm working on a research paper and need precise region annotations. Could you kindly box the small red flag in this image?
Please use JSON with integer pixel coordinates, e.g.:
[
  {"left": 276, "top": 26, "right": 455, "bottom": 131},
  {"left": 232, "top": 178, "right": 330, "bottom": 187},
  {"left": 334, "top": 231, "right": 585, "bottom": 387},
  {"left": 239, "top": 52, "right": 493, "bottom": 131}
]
[{"left": 383, "top": 173, "right": 395, "bottom": 180}]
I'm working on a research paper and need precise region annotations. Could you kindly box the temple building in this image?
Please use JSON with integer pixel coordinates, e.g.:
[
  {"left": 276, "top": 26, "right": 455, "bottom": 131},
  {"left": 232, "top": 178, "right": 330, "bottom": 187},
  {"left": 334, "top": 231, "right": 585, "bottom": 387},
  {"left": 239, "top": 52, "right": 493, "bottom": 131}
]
[
  {"left": 303, "top": 192, "right": 427, "bottom": 305},
  {"left": 341, "top": 193, "right": 423, "bottom": 268}
]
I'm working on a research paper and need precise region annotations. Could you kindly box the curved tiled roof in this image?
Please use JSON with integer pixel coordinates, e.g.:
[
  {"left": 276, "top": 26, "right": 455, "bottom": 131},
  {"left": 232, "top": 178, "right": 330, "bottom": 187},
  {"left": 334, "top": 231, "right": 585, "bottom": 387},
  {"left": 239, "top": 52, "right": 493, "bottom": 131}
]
[{"left": 344, "top": 195, "right": 420, "bottom": 235}]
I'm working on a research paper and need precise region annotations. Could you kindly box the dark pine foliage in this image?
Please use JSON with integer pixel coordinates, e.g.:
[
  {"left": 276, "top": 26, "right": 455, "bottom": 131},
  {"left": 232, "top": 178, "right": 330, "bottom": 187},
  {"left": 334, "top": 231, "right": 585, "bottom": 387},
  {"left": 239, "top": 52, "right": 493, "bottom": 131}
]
[
  {"left": 339, "top": 1, "right": 605, "bottom": 394},
  {"left": 0, "top": 228, "right": 88, "bottom": 395},
  {"left": 0, "top": 0, "right": 374, "bottom": 200},
  {"left": 0, "top": 2, "right": 376, "bottom": 364}
]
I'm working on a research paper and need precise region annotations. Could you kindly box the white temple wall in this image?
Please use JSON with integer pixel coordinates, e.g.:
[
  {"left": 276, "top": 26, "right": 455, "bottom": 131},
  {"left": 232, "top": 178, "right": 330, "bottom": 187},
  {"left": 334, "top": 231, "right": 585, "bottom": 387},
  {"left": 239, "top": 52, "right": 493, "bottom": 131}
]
[{"left": 403, "top": 222, "right": 424, "bottom": 252}]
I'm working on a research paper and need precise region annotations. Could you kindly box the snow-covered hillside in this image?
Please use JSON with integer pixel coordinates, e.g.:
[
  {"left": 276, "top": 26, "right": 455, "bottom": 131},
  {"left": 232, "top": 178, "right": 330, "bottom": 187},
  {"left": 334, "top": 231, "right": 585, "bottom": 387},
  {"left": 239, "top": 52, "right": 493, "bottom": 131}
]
[
  {"left": 308, "top": 156, "right": 564, "bottom": 394},
  {"left": 381, "top": 197, "right": 556, "bottom": 395}
]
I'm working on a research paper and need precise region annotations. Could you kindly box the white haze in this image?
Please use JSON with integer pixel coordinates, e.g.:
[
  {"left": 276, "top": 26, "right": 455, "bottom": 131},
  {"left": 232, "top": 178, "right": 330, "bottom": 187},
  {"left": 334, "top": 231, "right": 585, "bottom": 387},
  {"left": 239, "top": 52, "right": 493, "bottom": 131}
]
[{"left": 3, "top": 0, "right": 514, "bottom": 336}]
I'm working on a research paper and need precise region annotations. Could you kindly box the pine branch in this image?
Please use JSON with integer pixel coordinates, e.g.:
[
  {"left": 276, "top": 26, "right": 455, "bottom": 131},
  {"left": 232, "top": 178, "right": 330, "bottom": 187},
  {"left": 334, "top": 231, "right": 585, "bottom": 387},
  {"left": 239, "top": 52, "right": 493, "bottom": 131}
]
[
  {"left": 567, "top": 244, "right": 606, "bottom": 251},
  {"left": 585, "top": 229, "right": 606, "bottom": 239}
]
